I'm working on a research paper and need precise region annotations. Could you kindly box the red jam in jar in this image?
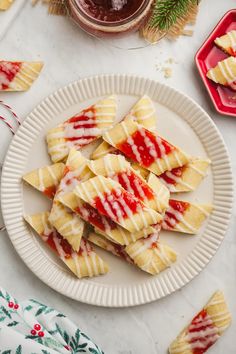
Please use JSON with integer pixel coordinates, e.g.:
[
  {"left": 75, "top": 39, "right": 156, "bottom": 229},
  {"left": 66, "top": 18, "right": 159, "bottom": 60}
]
[
  {"left": 78, "top": 0, "right": 145, "bottom": 23},
  {"left": 68, "top": 0, "right": 153, "bottom": 37}
]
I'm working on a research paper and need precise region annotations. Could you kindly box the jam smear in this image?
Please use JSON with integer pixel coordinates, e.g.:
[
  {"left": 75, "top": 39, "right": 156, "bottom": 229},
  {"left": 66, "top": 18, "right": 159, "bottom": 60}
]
[
  {"left": 116, "top": 170, "right": 154, "bottom": 201},
  {"left": 0, "top": 61, "right": 22, "bottom": 90},
  {"left": 43, "top": 185, "right": 57, "bottom": 199},
  {"left": 76, "top": 202, "right": 117, "bottom": 231},
  {"left": 44, "top": 231, "right": 91, "bottom": 258},
  {"left": 188, "top": 309, "right": 218, "bottom": 354},
  {"left": 45, "top": 231, "right": 74, "bottom": 259},
  {"left": 159, "top": 166, "right": 185, "bottom": 185},
  {"left": 93, "top": 188, "right": 143, "bottom": 222},
  {"left": 163, "top": 199, "right": 190, "bottom": 228},
  {"left": 117, "top": 128, "right": 175, "bottom": 168}
]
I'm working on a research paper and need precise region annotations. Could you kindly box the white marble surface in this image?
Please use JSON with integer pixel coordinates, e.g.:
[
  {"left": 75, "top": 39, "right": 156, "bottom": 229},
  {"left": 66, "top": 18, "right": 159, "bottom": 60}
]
[{"left": 0, "top": 1, "right": 235, "bottom": 353}]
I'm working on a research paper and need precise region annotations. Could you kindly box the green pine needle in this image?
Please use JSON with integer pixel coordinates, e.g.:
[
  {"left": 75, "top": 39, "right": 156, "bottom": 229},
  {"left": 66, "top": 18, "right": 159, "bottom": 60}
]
[{"left": 150, "top": 0, "right": 198, "bottom": 31}]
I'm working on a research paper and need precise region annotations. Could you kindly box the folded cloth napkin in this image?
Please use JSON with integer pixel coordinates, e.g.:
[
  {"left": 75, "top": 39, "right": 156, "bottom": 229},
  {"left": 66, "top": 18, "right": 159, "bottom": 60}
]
[{"left": 0, "top": 288, "right": 104, "bottom": 353}]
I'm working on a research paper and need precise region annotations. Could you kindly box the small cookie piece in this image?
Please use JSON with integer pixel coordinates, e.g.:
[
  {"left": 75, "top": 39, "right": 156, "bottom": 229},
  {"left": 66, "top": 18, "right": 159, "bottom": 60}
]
[
  {"left": 159, "top": 158, "right": 210, "bottom": 193},
  {"left": 162, "top": 199, "right": 213, "bottom": 234},
  {"left": 25, "top": 212, "right": 108, "bottom": 278},
  {"left": 206, "top": 56, "right": 236, "bottom": 91},
  {"left": 74, "top": 175, "right": 162, "bottom": 233},
  {"left": 23, "top": 163, "right": 65, "bottom": 199},
  {"left": 47, "top": 96, "right": 117, "bottom": 163},
  {"left": 214, "top": 30, "right": 236, "bottom": 56},
  {"left": 103, "top": 119, "right": 190, "bottom": 175},
  {"left": 169, "top": 291, "right": 231, "bottom": 354},
  {"left": 0, "top": 61, "right": 43, "bottom": 91}
]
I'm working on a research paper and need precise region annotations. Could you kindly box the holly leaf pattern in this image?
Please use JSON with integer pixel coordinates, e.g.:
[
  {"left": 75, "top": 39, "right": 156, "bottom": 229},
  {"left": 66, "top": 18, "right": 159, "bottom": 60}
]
[
  {"left": 7, "top": 321, "right": 19, "bottom": 327},
  {"left": 56, "top": 313, "right": 66, "bottom": 318},
  {"left": 1, "top": 307, "right": 12, "bottom": 319},
  {"left": 24, "top": 305, "right": 33, "bottom": 311},
  {"left": 15, "top": 345, "right": 22, "bottom": 354}
]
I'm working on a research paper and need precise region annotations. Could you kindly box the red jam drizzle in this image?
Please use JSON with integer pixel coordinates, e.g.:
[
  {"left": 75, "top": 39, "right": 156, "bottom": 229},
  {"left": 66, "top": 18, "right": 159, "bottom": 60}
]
[
  {"left": 45, "top": 231, "right": 74, "bottom": 259},
  {"left": 116, "top": 170, "right": 154, "bottom": 201},
  {"left": 43, "top": 231, "right": 91, "bottom": 258},
  {"left": 64, "top": 107, "right": 98, "bottom": 146},
  {"left": 75, "top": 202, "right": 116, "bottom": 232},
  {"left": 188, "top": 309, "right": 218, "bottom": 354},
  {"left": 0, "top": 61, "right": 21, "bottom": 90},
  {"left": 112, "top": 243, "right": 133, "bottom": 263},
  {"left": 117, "top": 128, "right": 175, "bottom": 168},
  {"left": 227, "top": 47, "right": 236, "bottom": 57},
  {"left": 43, "top": 185, "right": 57, "bottom": 199},
  {"left": 93, "top": 188, "right": 143, "bottom": 222},
  {"left": 78, "top": 0, "right": 144, "bottom": 23},
  {"left": 159, "top": 166, "right": 185, "bottom": 186},
  {"left": 163, "top": 199, "right": 190, "bottom": 229}
]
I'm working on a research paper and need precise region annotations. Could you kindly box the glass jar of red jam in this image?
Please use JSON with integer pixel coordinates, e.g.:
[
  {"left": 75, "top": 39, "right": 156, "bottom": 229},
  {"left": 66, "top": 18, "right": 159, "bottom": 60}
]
[{"left": 68, "top": 0, "right": 154, "bottom": 38}]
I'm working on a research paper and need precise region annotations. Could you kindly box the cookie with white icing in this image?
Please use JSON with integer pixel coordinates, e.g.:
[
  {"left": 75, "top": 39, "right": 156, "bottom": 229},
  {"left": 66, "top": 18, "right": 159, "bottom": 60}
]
[
  {"left": 89, "top": 228, "right": 177, "bottom": 275},
  {"left": 88, "top": 154, "right": 169, "bottom": 213},
  {"left": 24, "top": 212, "right": 108, "bottom": 278},
  {"left": 47, "top": 96, "right": 117, "bottom": 163},
  {"left": 207, "top": 56, "right": 236, "bottom": 91},
  {"left": 159, "top": 158, "right": 210, "bottom": 193},
  {"left": 48, "top": 202, "right": 85, "bottom": 252},
  {"left": 60, "top": 192, "right": 156, "bottom": 245},
  {"left": 74, "top": 175, "right": 163, "bottom": 233},
  {"left": 49, "top": 149, "right": 93, "bottom": 251},
  {"left": 125, "top": 95, "right": 157, "bottom": 131},
  {"left": 91, "top": 95, "right": 157, "bottom": 160},
  {"left": 103, "top": 119, "right": 190, "bottom": 176},
  {"left": 169, "top": 291, "right": 231, "bottom": 354},
  {"left": 214, "top": 30, "right": 236, "bottom": 56},
  {"left": 162, "top": 199, "right": 213, "bottom": 234},
  {"left": 125, "top": 231, "right": 177, "bottom": 275},
  {"left": 23, "top": 163, "right": 65, "bottom": 199},
  {"left": 0, "top": 61, "right": 43, "bottom": 91}
]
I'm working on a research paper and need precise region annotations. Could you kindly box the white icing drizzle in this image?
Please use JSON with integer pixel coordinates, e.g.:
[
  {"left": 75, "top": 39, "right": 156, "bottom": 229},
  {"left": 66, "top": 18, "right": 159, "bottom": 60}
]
[
  {"left": 160, "top": 170, "right": 194, "bottom": 191},
  {"left": 189, "top": 162, "right": 207, "bottom": 176},
  {"left": 121, "top": 122, "right": 142, "bottom": 164},
  {"left": 194, "top": 204, "right": 211, "bottom": 217},
  {"left": 162, "top": 205, "right": 197, "bottom": 233},
  {"left": 9, "top": 62, "right": 41, "bottom": 90},
  {"left": 52, "top": 233, "right": 66, "bottom": 260},
  {"left": 46, "top": 166, "right": 59, "bottom": 185},
  {"left": 38, "top": 168, "right": 45, "bottom": 191},
  {"left": 71, "top": 252, "right": 82, "bottom": 278},
  {"left": 98, "top": 255, "right": 106, "bottom": 274}
]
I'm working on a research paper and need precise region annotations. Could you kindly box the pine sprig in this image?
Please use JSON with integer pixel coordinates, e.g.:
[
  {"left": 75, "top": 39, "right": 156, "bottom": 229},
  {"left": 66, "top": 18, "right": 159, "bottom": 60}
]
[{"left": 150, "top": 0, "right": 198, "bottom": 31}]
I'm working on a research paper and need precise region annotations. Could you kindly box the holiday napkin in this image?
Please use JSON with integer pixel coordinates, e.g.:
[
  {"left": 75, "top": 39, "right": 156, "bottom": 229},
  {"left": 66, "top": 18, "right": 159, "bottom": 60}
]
[{"left": 0, "top": 288, "right": 103, "bottom": 353}]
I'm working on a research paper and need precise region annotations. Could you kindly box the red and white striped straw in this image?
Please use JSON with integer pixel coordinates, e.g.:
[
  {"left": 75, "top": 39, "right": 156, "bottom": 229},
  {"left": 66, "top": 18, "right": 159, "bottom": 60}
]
[
  {"left": 0, "top": 100, "right": 21, "bottom": 125},
  {"left": 0, "top": 116, "right": 15, "bottom": 134}
]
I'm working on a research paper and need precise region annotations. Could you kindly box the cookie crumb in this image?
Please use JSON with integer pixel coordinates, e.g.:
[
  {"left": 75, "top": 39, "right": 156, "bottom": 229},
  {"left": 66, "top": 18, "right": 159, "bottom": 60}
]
[{"left": 162, "top": 67, "right": 172, "bottom": 78}]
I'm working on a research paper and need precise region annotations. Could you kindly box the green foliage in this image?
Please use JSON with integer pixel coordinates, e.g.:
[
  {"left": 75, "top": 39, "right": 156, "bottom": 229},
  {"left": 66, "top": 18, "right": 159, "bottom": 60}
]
[
  {"left": 15, "top": 345, "right": 22, "bottom": 354},
  {"left": 150, "top": 0, "right": 198, "bottom": 31}
]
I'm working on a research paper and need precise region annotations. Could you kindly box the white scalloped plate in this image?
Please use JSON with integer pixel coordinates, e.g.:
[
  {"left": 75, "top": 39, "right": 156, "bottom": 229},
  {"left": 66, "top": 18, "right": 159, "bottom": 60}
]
[{"left": 1, "top": 75, "right": 233, "bottom": 307}]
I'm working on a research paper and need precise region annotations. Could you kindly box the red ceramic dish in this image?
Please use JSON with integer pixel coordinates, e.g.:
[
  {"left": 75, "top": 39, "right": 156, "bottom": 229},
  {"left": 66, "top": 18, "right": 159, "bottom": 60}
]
[{"left": 195, "top": 10, "right": 236, "bottom": 117}]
